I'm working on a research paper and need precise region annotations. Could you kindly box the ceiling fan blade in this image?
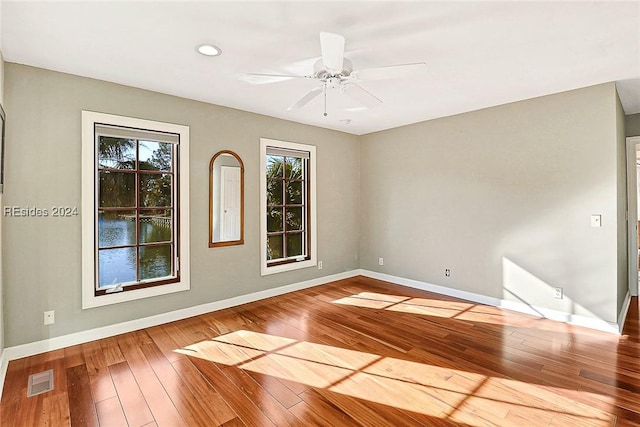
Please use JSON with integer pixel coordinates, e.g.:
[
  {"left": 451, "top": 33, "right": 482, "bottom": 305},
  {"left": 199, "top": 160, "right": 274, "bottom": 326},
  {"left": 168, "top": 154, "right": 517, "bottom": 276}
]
[
  {"left": 243, "top": 72, "right": 315, "bottom": 85},
  {"left": 245, "top": 72, "right": 312, "bottom": 79},
  {"left": 319, "top": 32, "right": 345, "bottom": 74},
  {"left": 288, "top": 86, "right": 324, "bottom": 110},
  {"left": 352, "top": 62, "right": 427, "bottom": 81},
  {"left": 343, "top": 83, "right": 383, "bottom": 108}
]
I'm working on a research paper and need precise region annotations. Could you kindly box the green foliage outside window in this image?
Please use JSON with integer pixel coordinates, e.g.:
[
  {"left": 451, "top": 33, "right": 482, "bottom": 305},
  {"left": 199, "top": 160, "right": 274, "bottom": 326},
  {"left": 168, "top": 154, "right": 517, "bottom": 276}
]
[{"left": 266, "top": 154, "right": 306, "bottom": 261}]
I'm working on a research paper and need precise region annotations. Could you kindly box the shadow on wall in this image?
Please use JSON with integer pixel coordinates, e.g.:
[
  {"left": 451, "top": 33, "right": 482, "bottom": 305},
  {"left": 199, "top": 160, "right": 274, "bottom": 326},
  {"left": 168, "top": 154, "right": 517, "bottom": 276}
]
[{"left": 501, "top": 257, "right": 605, "bottom": 325}]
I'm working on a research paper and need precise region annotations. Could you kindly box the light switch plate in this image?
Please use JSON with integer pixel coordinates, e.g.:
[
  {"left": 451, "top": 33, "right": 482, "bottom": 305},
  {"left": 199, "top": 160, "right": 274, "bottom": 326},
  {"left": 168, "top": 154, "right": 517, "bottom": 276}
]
[{"left": 591, "top": 214, "right": 602, "bottom": 228}]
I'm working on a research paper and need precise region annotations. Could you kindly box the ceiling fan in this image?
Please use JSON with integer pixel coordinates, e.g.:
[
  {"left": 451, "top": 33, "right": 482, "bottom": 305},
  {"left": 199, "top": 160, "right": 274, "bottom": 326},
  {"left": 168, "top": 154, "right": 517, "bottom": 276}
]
[{"left": 246, "top": 32, "right": 427, "bottom": 116}]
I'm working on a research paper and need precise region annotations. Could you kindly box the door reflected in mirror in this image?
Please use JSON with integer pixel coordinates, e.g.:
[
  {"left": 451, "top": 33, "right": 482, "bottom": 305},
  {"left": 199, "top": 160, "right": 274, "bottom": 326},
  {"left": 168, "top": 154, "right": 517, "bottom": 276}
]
[{"left": 209, "top": 150, "right": 244, "bottom": 247}]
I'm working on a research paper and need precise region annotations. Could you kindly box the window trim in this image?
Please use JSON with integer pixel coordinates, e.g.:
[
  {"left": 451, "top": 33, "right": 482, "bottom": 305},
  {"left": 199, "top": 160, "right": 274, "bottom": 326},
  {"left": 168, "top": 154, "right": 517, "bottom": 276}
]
[
  {"left": 81, "top": 111, "right": 190, "bottom": 309},
  {"left": 260, "top": 138, "right": 317, "bottom": 276}
]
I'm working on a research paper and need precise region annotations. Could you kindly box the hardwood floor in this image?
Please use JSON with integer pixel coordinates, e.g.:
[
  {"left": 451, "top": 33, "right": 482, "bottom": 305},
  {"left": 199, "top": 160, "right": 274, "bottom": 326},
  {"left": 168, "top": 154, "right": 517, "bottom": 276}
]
[{"left": 2, "top": 276, "right": 640, "bottom": 426}]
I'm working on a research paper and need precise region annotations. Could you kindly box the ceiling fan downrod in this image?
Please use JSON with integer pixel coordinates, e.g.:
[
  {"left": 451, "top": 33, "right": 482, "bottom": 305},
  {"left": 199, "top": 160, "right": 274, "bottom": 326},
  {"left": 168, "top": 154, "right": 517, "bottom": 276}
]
[{"left": 323, "top": 84, "right": 328, "bottom": 117}]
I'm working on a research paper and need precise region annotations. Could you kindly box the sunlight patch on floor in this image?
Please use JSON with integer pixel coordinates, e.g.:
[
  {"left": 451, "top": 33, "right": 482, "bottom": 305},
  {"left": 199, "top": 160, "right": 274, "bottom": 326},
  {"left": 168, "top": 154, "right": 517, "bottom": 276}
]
[
  {"left": 333, "top": 290, "right": 620, "bottom": 338},
  {"left": 334, "top": 291, "right": 527, "bottom": 326},
  {"left": 176, "top": 329, "right": 614, "bottom": 426},
  {"left": 333, "top": 292, "right": 475, "bottom": 319}
]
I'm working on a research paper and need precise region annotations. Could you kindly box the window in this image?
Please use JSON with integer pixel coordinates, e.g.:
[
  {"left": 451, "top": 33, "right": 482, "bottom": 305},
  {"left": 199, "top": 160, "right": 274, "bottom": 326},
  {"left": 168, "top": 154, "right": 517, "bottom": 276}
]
[
  {"left": 260, "top": 138, "right": 316, "bottom": 275},
  {"left": 82, "top": 111, "right": 190, "bottom": 308}
]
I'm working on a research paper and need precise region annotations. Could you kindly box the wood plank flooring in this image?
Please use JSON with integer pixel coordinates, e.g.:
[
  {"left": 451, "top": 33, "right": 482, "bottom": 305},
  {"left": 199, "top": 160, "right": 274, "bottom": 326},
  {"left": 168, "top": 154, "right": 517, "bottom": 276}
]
[{"left": 2, "top": 276, "right": 640, "bottom": 426}]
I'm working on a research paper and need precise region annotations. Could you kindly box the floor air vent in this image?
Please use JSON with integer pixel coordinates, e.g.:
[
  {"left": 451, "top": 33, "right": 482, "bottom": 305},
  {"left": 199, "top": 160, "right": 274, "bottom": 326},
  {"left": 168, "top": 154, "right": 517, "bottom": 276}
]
[{"left": 27, "top": 369, "right": 54, "bottom": 397}]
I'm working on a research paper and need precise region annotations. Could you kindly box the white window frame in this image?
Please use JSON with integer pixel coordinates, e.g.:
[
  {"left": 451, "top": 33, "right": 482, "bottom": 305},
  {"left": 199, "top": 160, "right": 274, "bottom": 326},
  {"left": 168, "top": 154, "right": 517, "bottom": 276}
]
[
  {"left": 260, "top": 138, "right": 317, "bottom": 276},
  {"left": 81, "top": 111, "right": 190, "bottom": 309}
]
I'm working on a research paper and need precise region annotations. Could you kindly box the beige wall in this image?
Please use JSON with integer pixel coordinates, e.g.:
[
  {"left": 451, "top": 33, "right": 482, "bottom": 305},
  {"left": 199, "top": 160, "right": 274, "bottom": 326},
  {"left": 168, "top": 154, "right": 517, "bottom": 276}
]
[
  {"left": 2, "top": 61, "right": 629, "bottom": 346},
  {"left": 3, "top": 63, "right": 360, "bottom": 346},
  {"left": 616, "top": 91, "right": 629, "bottom": 319},
  {"left": 627, "top": 113, "right": 640, "bottom": 137},
  {"left": 360, "top": 83, "right": 622, "bottom": 323}
]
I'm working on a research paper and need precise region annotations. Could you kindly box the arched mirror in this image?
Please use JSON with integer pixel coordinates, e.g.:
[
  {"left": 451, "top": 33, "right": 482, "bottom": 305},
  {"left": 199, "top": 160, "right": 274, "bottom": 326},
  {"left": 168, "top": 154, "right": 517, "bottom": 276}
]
[{"left": 209, "top": 150, "right": 244, "bottom": 247}]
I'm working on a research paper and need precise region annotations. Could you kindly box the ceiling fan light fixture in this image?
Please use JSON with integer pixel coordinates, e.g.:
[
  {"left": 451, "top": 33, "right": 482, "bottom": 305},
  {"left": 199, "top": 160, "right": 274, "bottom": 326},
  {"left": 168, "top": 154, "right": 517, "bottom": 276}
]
[{"left": 197, "top": 44, "right": 222, "bottom": 57}]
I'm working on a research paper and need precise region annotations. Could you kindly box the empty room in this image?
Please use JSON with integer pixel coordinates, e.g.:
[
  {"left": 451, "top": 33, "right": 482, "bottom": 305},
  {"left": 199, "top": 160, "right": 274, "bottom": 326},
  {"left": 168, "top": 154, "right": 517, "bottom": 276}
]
[{"left": 0, "top": 1, "right": 640, "bottom": 426}]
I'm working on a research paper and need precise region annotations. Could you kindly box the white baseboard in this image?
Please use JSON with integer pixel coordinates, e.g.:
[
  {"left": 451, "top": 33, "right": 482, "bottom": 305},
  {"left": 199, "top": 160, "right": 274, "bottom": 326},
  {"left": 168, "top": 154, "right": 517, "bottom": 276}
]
[
  {"left": 359, "top": 269, "right": 622, "bottom": 334},
  {"left": 0, "top": 348, "right": 7, "bottom": 398},
  {"left": 2, "top": 270, "right": 359, "bottom": 365},
  {"left": 618, "top": 291, "right": 632, "bottom": 334}
]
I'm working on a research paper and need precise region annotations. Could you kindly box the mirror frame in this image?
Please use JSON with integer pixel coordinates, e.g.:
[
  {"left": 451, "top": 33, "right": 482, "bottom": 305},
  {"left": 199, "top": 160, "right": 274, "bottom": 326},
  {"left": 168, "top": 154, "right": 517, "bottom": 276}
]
[{"left": 209, "top": 150, "right": 244, "bottom": 247}]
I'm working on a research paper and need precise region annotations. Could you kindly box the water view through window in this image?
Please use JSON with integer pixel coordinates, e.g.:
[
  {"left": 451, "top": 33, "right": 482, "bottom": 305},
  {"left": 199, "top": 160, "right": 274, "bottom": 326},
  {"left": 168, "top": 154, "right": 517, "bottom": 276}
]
[
  {"left": 96, "top": 134, "right": 176, "bottom": 290},
  {"left": 98, "top": 214, "right": 172, "bottom": 287}
]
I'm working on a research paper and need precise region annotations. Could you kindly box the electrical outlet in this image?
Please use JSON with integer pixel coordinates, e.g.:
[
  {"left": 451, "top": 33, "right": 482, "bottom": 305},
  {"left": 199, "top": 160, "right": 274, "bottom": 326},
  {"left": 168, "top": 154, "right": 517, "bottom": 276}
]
[
  {"left": 318, "top": 261, "right": 323, "bottom": 270},
  {"left": 378, "top": 257, "right": 384, "bottom": 266},
  {"left": 554, "top": 287, "right": 563, "bottom": 299},
  {"left": 445, "top": 269, "right": 451, "bottom": 277},
  {"left": 44, "top": 311, "right": 55, "bottom": 325}
]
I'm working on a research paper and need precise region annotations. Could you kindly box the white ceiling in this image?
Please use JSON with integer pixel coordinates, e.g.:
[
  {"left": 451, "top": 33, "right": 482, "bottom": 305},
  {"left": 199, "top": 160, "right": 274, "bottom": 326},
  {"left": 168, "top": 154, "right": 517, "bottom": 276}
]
[{"left": 2, "top": 1, "right": 639, "bottom": 135}]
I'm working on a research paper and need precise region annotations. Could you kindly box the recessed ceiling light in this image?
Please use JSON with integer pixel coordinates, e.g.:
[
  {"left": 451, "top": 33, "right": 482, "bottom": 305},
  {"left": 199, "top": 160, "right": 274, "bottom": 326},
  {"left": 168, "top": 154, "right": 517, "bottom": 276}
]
[{"left": 197, "top": 44, "right": 222, "bottom": 57}]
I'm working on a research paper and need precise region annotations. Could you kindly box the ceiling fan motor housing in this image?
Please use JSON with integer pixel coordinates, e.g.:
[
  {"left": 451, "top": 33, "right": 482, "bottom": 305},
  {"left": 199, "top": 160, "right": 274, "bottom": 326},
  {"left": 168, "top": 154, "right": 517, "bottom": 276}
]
[{"left": 314, "top": 58, "right": 353, "bottom": 81}]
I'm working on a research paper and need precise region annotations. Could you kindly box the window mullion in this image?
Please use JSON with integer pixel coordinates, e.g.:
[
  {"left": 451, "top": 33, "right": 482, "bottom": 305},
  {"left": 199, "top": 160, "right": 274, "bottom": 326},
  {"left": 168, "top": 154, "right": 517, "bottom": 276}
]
[
  {"left": 94, "top": 132, "right": 100, "bottom": 292},
  {"left": 283, "top": 211, "right": 288, "bottom": 258},
  {"left": 170, "top": 142, "right": 177, "bottom": 277},
  {"left": 304, "top": 159, "right": 310, "bottom": 258},
  {"left": 135, "top": 139, "right": 141, "bottom": 283},
  {"left": 283, "top": 157, "right": 288, "bottom": 259}
]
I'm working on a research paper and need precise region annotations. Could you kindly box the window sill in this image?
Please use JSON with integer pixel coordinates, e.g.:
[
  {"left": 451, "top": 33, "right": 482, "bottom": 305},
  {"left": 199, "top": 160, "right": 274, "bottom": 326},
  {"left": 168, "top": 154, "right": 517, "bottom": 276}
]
[
  {"left": 82, "top": 280, "right": 190, "bottom": 309},
  {"left": 261, "top": 258, "right": 316, "bottom": 276}
]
